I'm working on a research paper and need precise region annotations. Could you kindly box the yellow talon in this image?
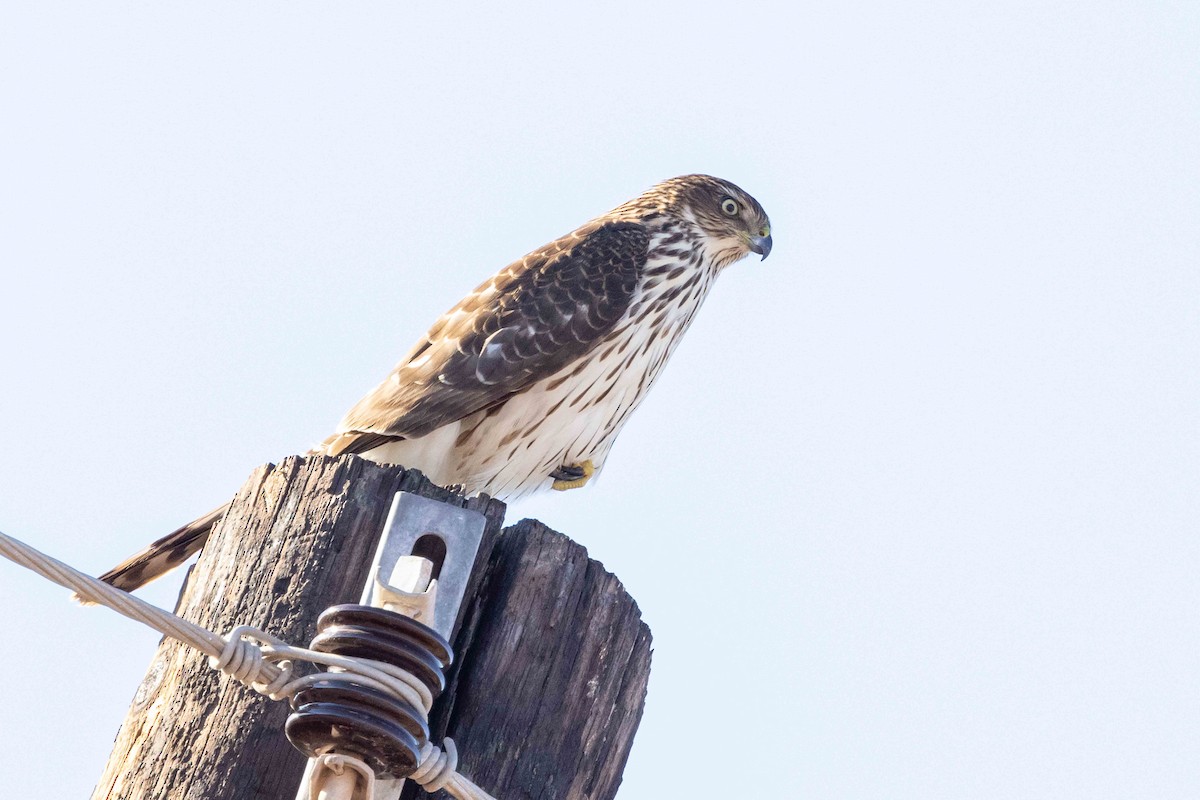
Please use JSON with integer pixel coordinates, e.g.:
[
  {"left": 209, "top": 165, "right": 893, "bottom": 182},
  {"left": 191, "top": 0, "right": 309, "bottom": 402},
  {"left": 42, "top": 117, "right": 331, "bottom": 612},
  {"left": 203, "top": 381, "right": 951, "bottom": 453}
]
[{"left": 551, "top": 459, "right": 595, "bottom": 491}]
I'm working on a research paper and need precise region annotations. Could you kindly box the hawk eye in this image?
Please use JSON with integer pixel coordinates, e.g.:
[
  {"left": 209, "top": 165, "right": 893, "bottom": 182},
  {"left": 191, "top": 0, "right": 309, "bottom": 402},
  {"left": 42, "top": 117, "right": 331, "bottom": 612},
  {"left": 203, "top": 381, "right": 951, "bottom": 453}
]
[{"left": 720, "top": 197, "right": 740, "bottom": 216}]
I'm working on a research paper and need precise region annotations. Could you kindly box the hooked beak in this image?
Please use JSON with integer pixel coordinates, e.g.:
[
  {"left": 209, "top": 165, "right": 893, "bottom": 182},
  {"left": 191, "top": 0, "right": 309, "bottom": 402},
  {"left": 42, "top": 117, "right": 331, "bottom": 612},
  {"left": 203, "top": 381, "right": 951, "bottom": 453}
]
[{"left": 748, "top": 232, "right": 773, "bottom": 260}]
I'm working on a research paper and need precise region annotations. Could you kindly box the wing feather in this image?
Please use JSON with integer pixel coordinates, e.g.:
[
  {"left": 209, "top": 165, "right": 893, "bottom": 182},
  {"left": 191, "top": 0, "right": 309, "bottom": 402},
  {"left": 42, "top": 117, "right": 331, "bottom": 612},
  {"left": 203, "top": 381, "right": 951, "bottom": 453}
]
[{"left": 330, "top": 221, "right": 647, "bottom": 446}]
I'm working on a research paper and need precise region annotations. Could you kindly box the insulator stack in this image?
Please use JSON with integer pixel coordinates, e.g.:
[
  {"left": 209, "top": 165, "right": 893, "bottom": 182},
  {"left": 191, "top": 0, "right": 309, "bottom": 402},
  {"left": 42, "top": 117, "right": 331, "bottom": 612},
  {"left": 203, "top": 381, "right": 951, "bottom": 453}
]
[{"left": 284, "top": 604, "right": 454, "bottom": 778}]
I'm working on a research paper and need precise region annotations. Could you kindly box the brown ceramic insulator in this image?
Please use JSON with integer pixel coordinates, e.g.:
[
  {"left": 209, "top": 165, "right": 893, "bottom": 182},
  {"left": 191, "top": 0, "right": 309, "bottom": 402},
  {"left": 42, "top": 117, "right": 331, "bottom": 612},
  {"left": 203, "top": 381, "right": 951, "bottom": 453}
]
[
  {"left": 285, "top": 678, "right": 428, "bottom": 778},
  {"left": 310, "top": 625, "right": 446, "bottom": 698},
  {"left": 312, "top": 604, "right": 453, "bottom": 698},
  {"left": 317, "top": 604, "right": 453, "bottom": 666}
]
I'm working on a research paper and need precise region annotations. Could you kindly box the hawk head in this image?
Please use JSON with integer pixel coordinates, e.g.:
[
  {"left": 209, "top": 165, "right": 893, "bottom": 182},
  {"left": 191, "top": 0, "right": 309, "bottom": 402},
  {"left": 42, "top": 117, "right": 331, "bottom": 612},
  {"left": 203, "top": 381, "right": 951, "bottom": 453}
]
[{"left": 621, "top": 174, "right": 772, "bottom": 268}]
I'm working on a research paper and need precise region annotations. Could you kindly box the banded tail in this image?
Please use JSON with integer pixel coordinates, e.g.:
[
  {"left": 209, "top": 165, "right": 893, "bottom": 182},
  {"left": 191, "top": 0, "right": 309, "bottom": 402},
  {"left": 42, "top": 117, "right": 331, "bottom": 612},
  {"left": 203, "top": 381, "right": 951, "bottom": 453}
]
[
  {"left": 94, "top": 504, "right": 229, "bottom": 594},
  {"left": 88, "top": 433, "right": 381, "bottom": 598}
]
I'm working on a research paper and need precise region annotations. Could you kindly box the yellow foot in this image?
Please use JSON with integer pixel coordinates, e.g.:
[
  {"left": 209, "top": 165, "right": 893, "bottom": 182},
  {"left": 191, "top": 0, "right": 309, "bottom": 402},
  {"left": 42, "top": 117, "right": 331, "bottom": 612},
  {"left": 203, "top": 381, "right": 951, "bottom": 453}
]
[{"left": 550, "top": 460, "right": 595, "bottom": 491}]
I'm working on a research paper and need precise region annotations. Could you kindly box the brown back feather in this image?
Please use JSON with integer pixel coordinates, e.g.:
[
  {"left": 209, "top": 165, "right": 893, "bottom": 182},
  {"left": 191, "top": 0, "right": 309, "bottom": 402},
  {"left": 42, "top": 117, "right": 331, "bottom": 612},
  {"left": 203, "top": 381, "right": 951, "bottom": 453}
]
[{"left": 335, "top": 221, "right": 648, "bottom": 440}]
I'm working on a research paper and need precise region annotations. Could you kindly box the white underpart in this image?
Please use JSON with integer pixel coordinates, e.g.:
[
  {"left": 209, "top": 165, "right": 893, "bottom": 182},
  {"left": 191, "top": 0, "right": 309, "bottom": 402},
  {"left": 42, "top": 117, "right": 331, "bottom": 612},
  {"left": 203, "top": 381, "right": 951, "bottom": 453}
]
[
  {"left": 361, "top": 421, "right": 463, "bottom": 487},
  {"left": 360, "top": 221, "right": 729, "bottom": 500}
]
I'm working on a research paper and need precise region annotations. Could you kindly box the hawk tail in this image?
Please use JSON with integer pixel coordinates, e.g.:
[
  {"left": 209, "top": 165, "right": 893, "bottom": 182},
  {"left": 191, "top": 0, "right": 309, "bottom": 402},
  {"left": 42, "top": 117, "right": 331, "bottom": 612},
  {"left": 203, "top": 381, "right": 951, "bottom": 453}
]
[{"left": 82, "top": 503, "right": 229, "bottom": 600}]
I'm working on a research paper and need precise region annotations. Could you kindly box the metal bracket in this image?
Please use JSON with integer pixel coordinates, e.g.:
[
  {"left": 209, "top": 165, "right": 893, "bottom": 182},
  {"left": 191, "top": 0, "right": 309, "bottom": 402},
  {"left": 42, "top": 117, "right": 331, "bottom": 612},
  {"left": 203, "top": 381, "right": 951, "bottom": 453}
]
[{"left": 360, "top": 491, "right": 487, "bottom": 639}]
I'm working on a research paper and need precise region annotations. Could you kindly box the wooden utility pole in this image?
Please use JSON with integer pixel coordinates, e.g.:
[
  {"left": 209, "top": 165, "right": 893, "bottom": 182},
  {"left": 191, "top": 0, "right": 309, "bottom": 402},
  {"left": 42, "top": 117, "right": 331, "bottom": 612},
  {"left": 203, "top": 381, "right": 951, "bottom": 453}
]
[{"left": 92, "top": 455, "right": 651, "bottom": 800}]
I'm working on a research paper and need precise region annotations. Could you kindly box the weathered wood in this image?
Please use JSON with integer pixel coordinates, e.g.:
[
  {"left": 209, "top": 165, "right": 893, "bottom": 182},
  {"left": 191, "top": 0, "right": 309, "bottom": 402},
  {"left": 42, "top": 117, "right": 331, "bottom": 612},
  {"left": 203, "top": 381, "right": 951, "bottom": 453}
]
[
  {"left": 415, "top": 518, "right": 653, "bottom": 800},
  {"left": 93, "top": 456, "right": 651, "bottom": 800},
  {"left": 92, "top": 455, "right": 506, "bottom": 800}
]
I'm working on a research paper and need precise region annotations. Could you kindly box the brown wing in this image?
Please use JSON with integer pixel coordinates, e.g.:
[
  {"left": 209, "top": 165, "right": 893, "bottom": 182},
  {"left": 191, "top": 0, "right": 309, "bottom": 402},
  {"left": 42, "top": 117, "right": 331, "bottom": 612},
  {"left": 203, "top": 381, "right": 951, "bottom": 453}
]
[{"left": 328, "top": 220, "right": 648, "bottom": 450}]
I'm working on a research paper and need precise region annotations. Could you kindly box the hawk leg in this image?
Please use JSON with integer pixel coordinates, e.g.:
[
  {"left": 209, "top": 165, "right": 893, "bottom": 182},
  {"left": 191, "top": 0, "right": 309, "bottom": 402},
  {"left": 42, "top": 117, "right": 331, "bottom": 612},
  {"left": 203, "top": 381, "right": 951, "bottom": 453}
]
[{"left": 550, "top": 460, "right": 595, "bottom": 491}]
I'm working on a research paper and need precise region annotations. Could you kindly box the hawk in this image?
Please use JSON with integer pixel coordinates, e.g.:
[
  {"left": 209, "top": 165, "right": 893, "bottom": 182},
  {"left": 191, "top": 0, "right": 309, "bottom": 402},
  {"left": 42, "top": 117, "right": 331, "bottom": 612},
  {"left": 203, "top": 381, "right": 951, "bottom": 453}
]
[{"left": 97, "top": 174, "right": 772, "bottom": 593}]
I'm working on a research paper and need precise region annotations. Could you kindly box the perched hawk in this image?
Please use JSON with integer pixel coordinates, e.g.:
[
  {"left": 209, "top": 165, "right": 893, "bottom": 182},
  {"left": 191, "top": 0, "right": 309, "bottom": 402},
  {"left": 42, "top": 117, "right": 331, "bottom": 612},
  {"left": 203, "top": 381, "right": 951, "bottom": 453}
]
[{"left": 98, "top": 174, "right": 772, "bottom": 593}]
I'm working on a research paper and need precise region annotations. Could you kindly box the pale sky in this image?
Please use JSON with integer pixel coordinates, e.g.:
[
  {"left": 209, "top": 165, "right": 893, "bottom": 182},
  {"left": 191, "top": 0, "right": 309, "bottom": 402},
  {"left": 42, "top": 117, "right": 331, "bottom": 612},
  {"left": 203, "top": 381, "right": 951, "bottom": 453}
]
[{"left": 1, "top": 3, "right": 1197, "bottom": 798}]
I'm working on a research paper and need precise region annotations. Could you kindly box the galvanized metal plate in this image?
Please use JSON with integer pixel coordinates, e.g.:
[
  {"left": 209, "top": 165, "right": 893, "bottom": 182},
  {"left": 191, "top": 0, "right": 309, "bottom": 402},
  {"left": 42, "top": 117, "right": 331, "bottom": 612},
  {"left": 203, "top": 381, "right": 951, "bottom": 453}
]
[{"left": 360, "top": 492, "right": 486, "bottom": 639}]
